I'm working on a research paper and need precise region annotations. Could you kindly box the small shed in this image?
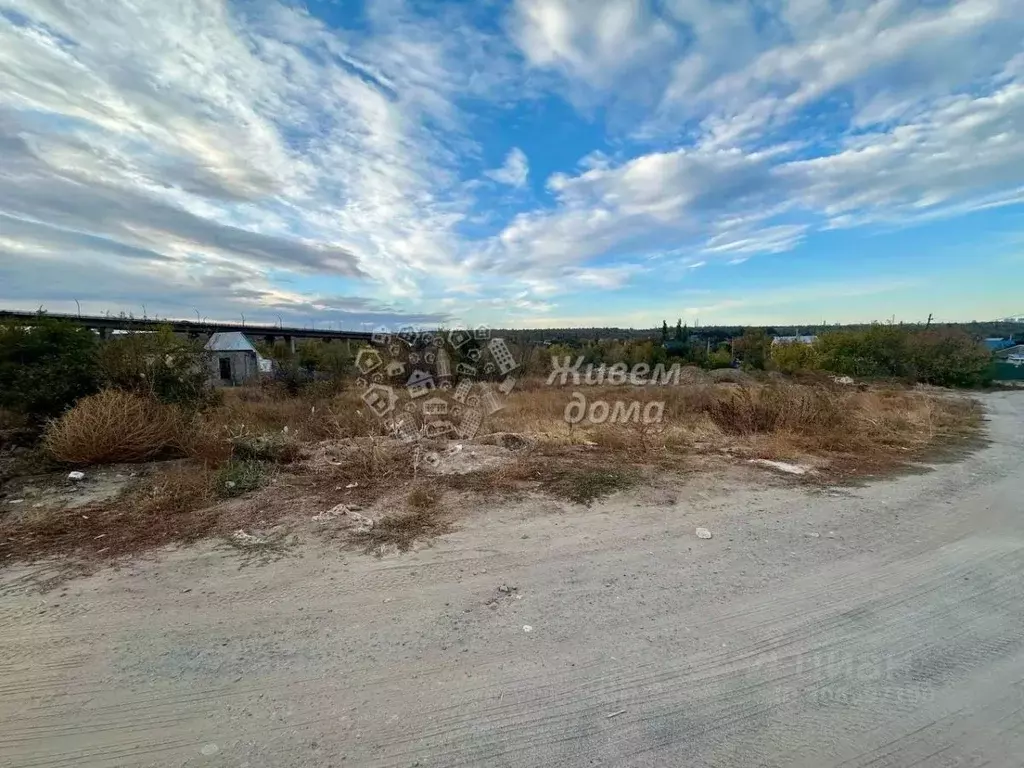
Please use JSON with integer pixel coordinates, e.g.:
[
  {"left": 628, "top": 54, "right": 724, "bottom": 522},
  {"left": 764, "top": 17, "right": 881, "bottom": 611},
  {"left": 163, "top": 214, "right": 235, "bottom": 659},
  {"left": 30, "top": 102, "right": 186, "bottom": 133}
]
[{"left": 205, "top": 332, "right": 271, "bottom": 386}]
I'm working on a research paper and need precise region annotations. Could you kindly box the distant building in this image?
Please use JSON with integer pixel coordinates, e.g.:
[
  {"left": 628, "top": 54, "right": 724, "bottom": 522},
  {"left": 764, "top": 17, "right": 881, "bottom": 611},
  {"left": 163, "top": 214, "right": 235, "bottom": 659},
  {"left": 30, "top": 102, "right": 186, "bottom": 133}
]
[
  {"left": 772, "top": 335, "right": 817, "bottom": 346},
  {"left": 984, "top": 337, "right": 1017, "bottom": 352},
  {"left": 994, "top": 344, "right": 1024, "bottom": 359},
  {"left": 205, "top": 332, "right": 272, "bottom": 386}
]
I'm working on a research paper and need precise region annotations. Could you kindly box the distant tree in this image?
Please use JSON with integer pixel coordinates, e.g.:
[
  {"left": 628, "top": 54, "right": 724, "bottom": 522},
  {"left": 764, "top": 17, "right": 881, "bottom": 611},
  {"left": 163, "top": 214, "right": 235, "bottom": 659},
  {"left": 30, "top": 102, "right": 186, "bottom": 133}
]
[
  {"left": 674, "top": 319, "right": 683, "bottom": 342},
  {"left": 99, "top": 326, "right": 212, "bottom": 408},
  {"left": 734, "top": 328, "right": 772, "bottom": 370},
  {"left": 770, "top": 340, "right": 820, "bottom": 374},
  {"left": 0, "top": 317, "right": 100, "bottom": 421},
  {"left": 661, "top": 320, "right": 669, "bottom": 343}
]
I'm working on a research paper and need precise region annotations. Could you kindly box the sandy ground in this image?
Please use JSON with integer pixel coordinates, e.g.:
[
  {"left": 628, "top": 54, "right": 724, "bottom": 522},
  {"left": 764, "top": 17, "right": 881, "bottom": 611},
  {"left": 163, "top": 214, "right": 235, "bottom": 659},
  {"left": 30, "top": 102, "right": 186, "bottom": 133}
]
[{"left": 2, "top": 391, "right": 1023, "bottom": 768}]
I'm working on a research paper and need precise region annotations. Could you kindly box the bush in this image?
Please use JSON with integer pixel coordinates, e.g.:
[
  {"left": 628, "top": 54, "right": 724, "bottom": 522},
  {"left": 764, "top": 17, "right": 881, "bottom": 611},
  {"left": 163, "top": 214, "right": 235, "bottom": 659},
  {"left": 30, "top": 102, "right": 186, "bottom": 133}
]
[
  {"left": 216, "top": 460, "right": 267, "bottom": 497},
  {"left": 733, "top": 328, "right": 771, "bottom": 369},
  {"left": 706, "top": 347, "right": 734, "bottom": 369},
  {"left": 770, "top": 341, "right": 820, "bottom": 374},
  {"left": 817, "top": 325, "right": 990, "bottom": 387},
  {"left": 257, "top": 339, "right": 351, "bottom": 396},
  {"left": 817, "top": 325, "right": 910, "bottom": 378},
  {"left": 226, "top": 425, "right": 301, "bottom": 463},
  {"left": 43, "top": 390, "right": 181, "bottom": 464},
  {"left": 708, "top": 385, "right": 846, "bottom": 436},
  {"left": 0, "top": 317, "right": 100, "bottom": 421},
  {"left": 908, "top": 329, "right": 992, "bottom": 388},
  {"left": 99, "top": 326, "right": 213, "bottom": 408}
]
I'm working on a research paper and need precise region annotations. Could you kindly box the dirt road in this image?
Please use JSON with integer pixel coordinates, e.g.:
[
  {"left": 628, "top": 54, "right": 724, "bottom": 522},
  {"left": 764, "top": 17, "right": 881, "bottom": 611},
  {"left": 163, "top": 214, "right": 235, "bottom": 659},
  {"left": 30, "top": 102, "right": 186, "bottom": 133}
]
[{"left": 3, "top": 391, "right": 1023, "bottom": 768}]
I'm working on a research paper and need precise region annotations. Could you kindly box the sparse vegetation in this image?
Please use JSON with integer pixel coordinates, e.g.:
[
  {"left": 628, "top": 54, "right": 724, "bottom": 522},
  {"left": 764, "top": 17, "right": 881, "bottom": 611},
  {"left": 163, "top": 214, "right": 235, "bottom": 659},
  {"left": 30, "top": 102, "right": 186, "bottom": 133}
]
[
  {"left": 0, "top": 310, "right": 991, "bottom": 569},
  {"left": 351, "top": 507, "right": 451, "bottom": 554},
  {"left": 552, "top": 468, "right": 637, "bottom": 505},
  {"left": 216, "top": 460, "right": 268, "bottom": 497},
  {"left": 226, "top": 425, "right": 301, "bottom": 463},
  {"left": 407, "top": 483, "right": 442, "bottom": 510}
]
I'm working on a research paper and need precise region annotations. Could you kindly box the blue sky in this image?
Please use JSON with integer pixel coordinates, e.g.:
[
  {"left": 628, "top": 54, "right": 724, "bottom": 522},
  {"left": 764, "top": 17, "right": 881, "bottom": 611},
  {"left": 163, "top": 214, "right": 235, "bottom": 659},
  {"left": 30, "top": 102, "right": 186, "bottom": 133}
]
[{"left": 1, "top": 0, "right": 1023, "bottom": 329}]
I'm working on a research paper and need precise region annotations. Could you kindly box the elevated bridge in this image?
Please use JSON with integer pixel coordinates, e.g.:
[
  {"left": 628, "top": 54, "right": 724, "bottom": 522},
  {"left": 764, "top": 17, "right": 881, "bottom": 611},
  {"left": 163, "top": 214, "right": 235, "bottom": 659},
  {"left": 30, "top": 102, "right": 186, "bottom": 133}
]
[{"left": 0, "top": 310, "right": 372, "bottom": 347}]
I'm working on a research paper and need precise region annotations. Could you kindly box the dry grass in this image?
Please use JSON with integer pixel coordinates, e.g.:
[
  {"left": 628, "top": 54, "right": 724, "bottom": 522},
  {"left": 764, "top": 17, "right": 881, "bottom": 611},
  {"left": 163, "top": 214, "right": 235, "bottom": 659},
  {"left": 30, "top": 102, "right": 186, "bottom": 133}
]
[
  {"left": 350, "top": 482, "right": 449, "bottom": 553},
  {"left": 0, "top": 459, "right": 295, "bottom": 566},
  {"left": 208, "top": 387, "right": 384, "bottom": 440},
  {"left": 43, "top": 390, "right": 184, "bottom": 465},
  {"left": 407, "top": 483, "right": 442, "bottom": 510},
  {"left": 1, "top": 377, "right": 982, "bottom": 567},
  {"left": 0, "top": 463, "right": 220, "bottom": 562},
  {"left": 490, "top": 379, "right": 981, "bottom": 475}
]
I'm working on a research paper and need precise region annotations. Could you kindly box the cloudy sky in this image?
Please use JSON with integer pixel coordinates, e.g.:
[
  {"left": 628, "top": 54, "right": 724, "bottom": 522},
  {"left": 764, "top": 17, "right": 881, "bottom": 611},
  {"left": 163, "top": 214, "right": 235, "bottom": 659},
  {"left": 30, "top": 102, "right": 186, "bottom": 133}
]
[{"left": 1, "top": 0, "right": 1023, "bottom": 329}]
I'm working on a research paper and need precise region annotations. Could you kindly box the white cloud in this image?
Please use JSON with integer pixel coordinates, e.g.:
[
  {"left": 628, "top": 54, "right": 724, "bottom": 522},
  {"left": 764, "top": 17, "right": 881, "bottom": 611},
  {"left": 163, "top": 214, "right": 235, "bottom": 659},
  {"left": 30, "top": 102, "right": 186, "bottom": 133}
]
[
  {"left": 510, "top": 0, "right": 677, "bottom": 106},
  {"left": 0, "top": 0, "right": 522, "bottom": 318},
  {"left": 485, "top": 147, "right": 530, "bottom": 187},
  {"left": 654, "top": 0, "right": 1024, "bottom": 147},
  {"left": 481, "top": 0, "right": 1024, "bottom": 283},
  {"left": 3, "top": 0, "right": 1024, "bottom": 325}
]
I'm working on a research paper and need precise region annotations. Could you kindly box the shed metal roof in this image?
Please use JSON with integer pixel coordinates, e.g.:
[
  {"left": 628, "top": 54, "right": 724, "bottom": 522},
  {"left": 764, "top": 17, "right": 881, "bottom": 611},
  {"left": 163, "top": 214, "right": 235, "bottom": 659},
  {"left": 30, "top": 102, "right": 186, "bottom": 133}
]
[{"left": 205, "top": 331, "right": 258, "bottom": 353}]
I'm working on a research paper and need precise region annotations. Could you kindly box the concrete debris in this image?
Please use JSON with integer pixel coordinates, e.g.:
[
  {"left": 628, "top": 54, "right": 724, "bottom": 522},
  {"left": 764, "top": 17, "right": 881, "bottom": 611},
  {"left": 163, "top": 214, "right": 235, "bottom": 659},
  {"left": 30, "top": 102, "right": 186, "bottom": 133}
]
[
  {"left": 749, "top": 459, "right": 811, "bottom": 475},
  {"left": 696, "top": 527, "right": 713, "bottom": 540},
  {"left": 67, "top": 471, "right": 85, "bottom": 482},
  {"left": 313, "top": 503, "right": 374, "bottom": 530},
  {"left": 231, "top": 530, "right": 267, "bottom": 547},
  {"left": 347, "top": 509, "right": 374, "bottom": 530},
  {"left": 833, "top": 375, "right": 856, "bottom": 385},
  {"left": 522, "top": 625, "right": 533, "bottom": 633},
  {"left": 497, "top": 584, "right": 517, "bottom": 594}
]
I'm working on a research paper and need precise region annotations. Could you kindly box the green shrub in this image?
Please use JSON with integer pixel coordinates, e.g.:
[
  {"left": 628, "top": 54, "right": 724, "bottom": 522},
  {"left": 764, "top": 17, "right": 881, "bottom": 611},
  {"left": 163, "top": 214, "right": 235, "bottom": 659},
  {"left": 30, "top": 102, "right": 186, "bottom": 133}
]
[
  {"left": 908, "top": 329, "right": 992, "bottom": 388},
  {"left": 706, "top": 347, "right": 734, "bottom": 369},
  {"left": 770, "top": 341, "right": 820, "bottom": 374},
  {"left": 100, "top": 326, "right": 212, "bottom": 408},
  {"left": 0, "top": 317, "right": 100, "bottom": 421},
  {"left": 216, "top": 460, "right": 267, "bottom": 497},
  {"left": 733, "top": 328, "right": 772, "bottom": 369},
  {"left": 817, "top": 325, "right": 910, "bottom": 378},
  {"left": 817, "top": 325, "right": 990, "bottom": 387}
]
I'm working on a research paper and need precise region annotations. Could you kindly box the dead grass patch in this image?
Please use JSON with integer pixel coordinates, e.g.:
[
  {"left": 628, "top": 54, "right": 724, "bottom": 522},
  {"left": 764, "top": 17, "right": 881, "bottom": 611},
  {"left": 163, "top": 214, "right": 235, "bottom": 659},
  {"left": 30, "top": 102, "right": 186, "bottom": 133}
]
[
  {"left": 0, "top": 463, "right": 219, "bottom": 563},
  {"left": 1, "top": 377, "right": 983, "bottom": 568},
  {"left": 407, "top": 483, "right": 441, "bottom": 510},
  {"left": 548, "top": 467, "right": 638, "bottom": 505},
  {"left": 490, "top": 380, "right": 981, "bottom": 479},
  {"left": 350, "top": 484, "right": 450, "bottom": 554},
  {"left": 43, "top": 390, "right": 184, "bottom": 465},
  {"left": 0, "top": 458, "right": 298, "bottom": 567}
]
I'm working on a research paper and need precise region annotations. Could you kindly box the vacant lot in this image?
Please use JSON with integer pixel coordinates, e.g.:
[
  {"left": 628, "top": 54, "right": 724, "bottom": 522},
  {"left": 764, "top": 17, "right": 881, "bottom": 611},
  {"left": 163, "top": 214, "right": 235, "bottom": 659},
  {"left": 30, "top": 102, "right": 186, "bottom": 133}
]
[
  {"left": 0, "top": 377, "right": 979, "bottom": 568},
  {"left": 0, "top": 391, "right": 1020, "bottom": 768}
]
